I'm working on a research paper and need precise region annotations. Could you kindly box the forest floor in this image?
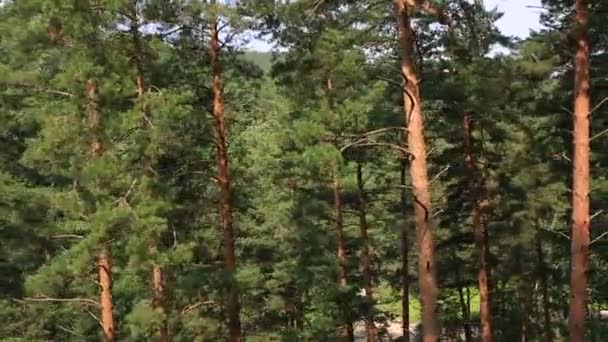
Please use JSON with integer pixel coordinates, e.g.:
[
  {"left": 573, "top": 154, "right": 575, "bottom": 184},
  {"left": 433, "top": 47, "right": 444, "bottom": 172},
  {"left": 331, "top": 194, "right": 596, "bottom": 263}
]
[{"left": 354, "top": 320, "right": 418, "bottom": 341}]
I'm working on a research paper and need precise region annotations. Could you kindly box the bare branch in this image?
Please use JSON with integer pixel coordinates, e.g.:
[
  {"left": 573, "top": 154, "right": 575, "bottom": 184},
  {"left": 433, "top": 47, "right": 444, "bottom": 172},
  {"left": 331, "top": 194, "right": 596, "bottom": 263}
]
[
  {"left": 541, "top": 228, "right": 570, "bottom": 240},
  {"left": 56, "top": 324, "right": 82, "bottom": 337},
  {"left": 9, "top": 83, "right": 74, "bottom": 98},
  {"left": 590, "top": 97, "right": 608, "bottom": 115},
  {"left": 50, "top": 234, "right": 85, "bottom": 239},
  {"left": 85, "top": 308, "right": 104, "bottom": 328},
  {"left": 591, "top": 231, "right": 608, "bottom": 245},
  {"left": 430, "top": 164, "right": 450, "bottom": 184},
  {"left": 591, "top": 128, "right": 608, "bottom": 142},
  {"left": 433, "top": 208, "right": 444, "bottom": 218},
  {"left": 114, "top": 178, "right": 138, "bottom": 207},
  {"left": 19, "top": 296, "right": 100, "bottom": 307},
  {"left": 356, "top": 127, "right": 408, "bottom": 137},
  {"left": 341, "top": 141, "right": 410, "bottom": 154},
  {"left": 180, "top": 300, "right": 215, "bottom": 315},
  {"left": 590, "top": 210, "right": 605, "bottom": 221}
]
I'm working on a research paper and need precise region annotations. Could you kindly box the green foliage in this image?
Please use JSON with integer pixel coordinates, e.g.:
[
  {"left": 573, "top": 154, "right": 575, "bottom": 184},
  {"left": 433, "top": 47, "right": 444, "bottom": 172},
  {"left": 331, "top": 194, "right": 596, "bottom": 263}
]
[{"left": 0, "top": 0, "right": 606, "bottom": 340}]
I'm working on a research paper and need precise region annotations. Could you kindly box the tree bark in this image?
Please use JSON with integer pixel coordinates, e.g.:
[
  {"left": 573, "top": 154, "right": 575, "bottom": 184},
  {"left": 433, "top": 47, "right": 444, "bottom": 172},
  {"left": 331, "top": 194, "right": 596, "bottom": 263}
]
[
  {"left": 333, "top": 168, "right": 354, "bottom": 341},
  {"left": 536, "top": 228, "right": 553, "bottom": 342},
  {"left": 569, "top": 0, "right": 590, "bottom": 341},
  {"left": 462, "top": 112, "right": 493, "bottom": 341},
  {"left": 210, "top": 10, "right": 241, "bottom": 342},
  {"left": 130, "top": 13, "right": 169, "bottom": 341},
  {"left": 87, "top": 79, "right": 114, "bottom": 342},
  {"left": 356, "top": 162, "right": 376, "bottom": 342},
  {"left": 395, "top": 1, "right": 439, "bottom": 340},
  {"left": 458, "top": 287, "right": 472, "bottom": 342},
  {"left": 399, "top": 158, "right": 410, "bottom": 342}
]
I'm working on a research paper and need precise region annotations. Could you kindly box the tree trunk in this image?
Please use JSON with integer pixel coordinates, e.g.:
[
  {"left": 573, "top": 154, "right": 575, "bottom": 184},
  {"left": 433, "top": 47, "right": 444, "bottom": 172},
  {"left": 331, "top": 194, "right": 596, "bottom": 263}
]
[
  {"left": 569, "top": 0, "right": 590, "bottom": 341},
  {"left": 536, "top": 228, "right": 553, "bottom": 342},
  {"left": 210, "top": 11, "right": 241, "bottom": 342},
  {"left": 87, "top": 79, "right": 114, "bottom": 342},
  {"left": 130, "top": 15, "right": 169, "bottom": 341},
  {"left": 333, "top": 168, "right": 354, "bottom": 341},
  {"left": 462, "top": 112, "right": 493, "bottom": 341},
  {"left": 357, "top": 162, "right": 377, "bottom": 342},
  {"left": 458, "top": 287, "right": 472, "bottom": 342},
  {"left": 395, "top": 1, "right": 439, "bottom": 340},
  {"left": 400, "top": 158, "right": 410, "bottom": 342}
]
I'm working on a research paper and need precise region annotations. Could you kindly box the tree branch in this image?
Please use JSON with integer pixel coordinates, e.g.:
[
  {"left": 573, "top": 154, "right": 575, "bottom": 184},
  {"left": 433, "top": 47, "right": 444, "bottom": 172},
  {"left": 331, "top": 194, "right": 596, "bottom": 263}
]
[
  {"left": 591, "top": 127, "right": 608, "bottom": 142},
  {"left": 590, "top": 97, "right": 608, "bottom": 115},
  {"left": 9, "top": 83, "right": 74, "bottom": 98},
  {"left": 591, "top": 231, "right": 608, "bottom": 245},
  {"left": 180, "top": 300, "right": 215, "bottom": 315},
  {"left": 18, "top": 296, "right": 100, "bottom": 307},
  {"left": 590, "top": 210, "right": 604, "bottom": 221},
  {"left": 50, "top": 234, "right": 85, "bottom": 239},
  {"left": 430, "top": 164, "right": 450, "bottom": 184},
  {"left": 341, "top": 141, "right": 410, "bottom": 155}
]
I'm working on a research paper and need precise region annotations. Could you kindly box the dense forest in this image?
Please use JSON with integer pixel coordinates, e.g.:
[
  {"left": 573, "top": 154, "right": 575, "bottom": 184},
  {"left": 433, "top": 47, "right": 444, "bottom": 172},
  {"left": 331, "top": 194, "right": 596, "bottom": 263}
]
[{"left": 0, "top": 0, "right": 606, "bottom": 341}]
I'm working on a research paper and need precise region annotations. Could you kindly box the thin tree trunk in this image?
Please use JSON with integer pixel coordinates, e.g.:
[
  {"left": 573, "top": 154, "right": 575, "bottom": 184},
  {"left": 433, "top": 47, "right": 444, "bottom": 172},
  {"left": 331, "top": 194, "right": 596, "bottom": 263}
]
[
  {"left": 210, "top": 10, "right": 241, "bottom": 342},
  {"left": 466, "top": 287, "right": 471, "bottom": 317},
  {"left": 130, "top": 13, "right": 169, "bottom": 341},
  {"left": 325, "top": 75, "right": 353, "bottom": 342},
  {"left": 87, "top": 79, "right": 114, "bottom": 342},
  {"left": 569, "top": 0, "right": 590, "bottom": 341},
  {"left": 356, "top": 162, "right": 377, "bottom": 342},
  {"left": 518, "top": 252, "right": 529, "bottom": 342},
  {"left": 400, "top": 158, "right": 410, "bottom": 342},
  {"left": 395, "top": 1, "right": 439, "bottom": 340},
  {"left": 458, "top": 287, "right": 472, "bottom": 342},
  {"left": 333, "top": 168, "right": 354, "bottom": 341},
  {"left": 536, "top": 228, "right": 553, "bottom": 342},
  {"left": 462, "top": 112, "right": 492, "bottom": 341}
]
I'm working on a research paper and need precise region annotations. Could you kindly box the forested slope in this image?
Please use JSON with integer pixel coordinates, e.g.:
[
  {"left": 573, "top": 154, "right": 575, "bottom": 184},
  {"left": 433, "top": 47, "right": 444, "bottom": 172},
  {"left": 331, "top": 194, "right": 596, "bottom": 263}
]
[{"left": 0, "top": 0, "right": 606, "bottom": 341}]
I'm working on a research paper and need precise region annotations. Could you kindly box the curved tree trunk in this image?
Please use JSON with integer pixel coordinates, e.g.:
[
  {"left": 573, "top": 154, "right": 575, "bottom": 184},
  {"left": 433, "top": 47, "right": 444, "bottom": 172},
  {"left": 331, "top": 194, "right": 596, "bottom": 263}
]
[
  {"left": 87, "top": 79, "right": 115, "bottom": 342},
  {"left": 569, "top": 0, "right": 590, "bottom": 341},
  {"left": 462, "top": 112, "right": 493, "bottom": 341},
  {"left": 210, "top": 8, "right": 241, "bottom": 341},
  {"left": 356, "top": 162, "right": 377, "bottom": 342},
  {"left": 395, "top": 1, "right": 439, "bottom": 340}
]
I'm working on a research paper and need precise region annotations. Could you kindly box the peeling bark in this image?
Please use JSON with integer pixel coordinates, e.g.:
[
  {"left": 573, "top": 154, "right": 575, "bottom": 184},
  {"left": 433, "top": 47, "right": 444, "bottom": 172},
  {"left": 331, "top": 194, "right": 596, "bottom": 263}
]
[
  {"left": 569, "top": 0, "right": 590, "bottom": 341},
  {"left": 87, "top": 79, "right": 114, "bottom": 342},
  {"left": 210, "top": 9, "right": 241, "bottom": 341},
  {"left": 394, "top": 1, "right": 439, "bottom": 340}
]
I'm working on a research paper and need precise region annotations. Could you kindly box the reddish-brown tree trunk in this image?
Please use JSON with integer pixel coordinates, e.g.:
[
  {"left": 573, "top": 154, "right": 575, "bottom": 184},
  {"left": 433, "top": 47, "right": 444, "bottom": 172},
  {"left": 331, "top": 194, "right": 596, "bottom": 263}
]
[
  {"left": 399, "top": 159, "right": 410, "bottom": 342},
  {"left": 356, "top": 162, "right": 377, "bottom": 342},
  {"left": 462, "top": 112, "right": 493, "bottom": 341},
  {"left": 210, "top": 12, "right": 241, "bottom": 342},
  {"left": 87, "top": 79, "right": 114, "bottom": 342},
  {"left": 535, "top": 228, "right": 553, "bottom": 342},
  {"left": 569, "top": 0, "right": 590, "bottom": 341},
  {"left": 395, "top": 1, "right": 439, "bottom": 340}
]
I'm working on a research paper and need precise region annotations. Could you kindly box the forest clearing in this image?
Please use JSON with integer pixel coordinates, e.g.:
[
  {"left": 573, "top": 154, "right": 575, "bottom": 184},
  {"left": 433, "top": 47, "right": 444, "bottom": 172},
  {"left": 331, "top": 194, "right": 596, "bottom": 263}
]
[{"left": 0, "top": 0, "right": 607, "bottom": 341}]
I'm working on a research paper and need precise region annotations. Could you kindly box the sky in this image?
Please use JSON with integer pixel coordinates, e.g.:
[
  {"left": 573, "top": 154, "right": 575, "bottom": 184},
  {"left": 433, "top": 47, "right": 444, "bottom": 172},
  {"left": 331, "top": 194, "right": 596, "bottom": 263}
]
[
  {"left": 487, "top": 0, "right": 544, "bottom": 37},
  {"left": 245, "top": 0, "right": 545, "bottom": 51}
]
